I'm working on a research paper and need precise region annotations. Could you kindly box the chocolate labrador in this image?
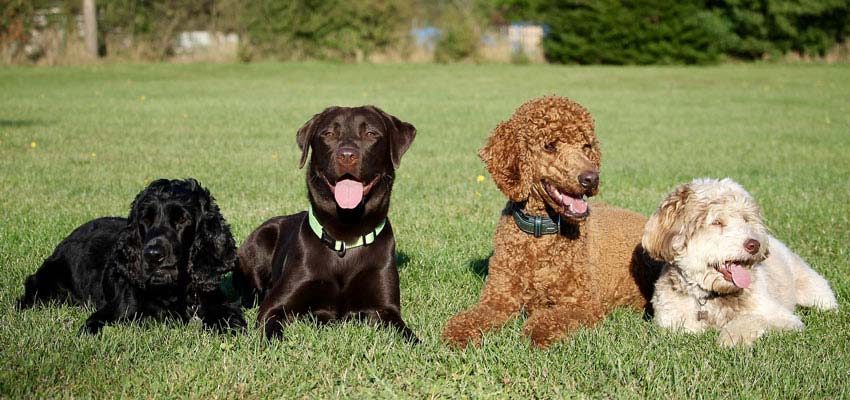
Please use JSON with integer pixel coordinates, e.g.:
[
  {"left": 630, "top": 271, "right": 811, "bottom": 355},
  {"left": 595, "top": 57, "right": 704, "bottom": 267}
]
[{"left": 236, "top": 106, "right": 418, "bottom": 341}]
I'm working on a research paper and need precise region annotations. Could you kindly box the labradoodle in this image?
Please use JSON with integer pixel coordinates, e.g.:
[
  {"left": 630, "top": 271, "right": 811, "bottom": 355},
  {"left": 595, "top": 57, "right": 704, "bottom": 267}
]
[
  {"left": 17, "top": 178, "right": 246, "bottom": 334},
  {"left": 442, "top": 96, "right": 659, "bottom": 348},
  {"left": 642, "top": 178, "right": 837, "bottom": 346}
]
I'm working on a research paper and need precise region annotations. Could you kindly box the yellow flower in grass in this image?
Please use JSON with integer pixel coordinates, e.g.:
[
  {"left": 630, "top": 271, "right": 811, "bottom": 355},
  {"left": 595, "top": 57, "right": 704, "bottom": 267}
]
[
  {"left": 476, "top": 175, "right": 485, "bottom": 183},
  {"left": 30, "top": 141, "right": 37, "bottom": 149}
]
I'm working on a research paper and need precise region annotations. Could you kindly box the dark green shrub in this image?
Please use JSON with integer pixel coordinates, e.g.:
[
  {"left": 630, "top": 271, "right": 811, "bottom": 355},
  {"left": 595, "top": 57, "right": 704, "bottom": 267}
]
[
  {"left": 708, "top": 0, "right": 850, "bottom": 59},
  {"left": 537, "top": 0, "right": 728, "bottom": 64}
]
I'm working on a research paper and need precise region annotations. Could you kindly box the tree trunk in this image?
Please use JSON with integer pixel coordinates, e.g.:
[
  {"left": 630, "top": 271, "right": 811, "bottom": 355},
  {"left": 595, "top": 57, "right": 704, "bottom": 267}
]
[{"left": 83, "top": 0, "right": 98, "bottom": 58}]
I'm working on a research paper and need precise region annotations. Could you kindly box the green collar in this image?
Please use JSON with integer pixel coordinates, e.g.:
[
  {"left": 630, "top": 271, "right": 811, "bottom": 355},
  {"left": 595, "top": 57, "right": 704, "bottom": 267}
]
[
  {"left": 508, "top": 202, "right": 561, "bottom": 237},
  {"left": 308, "top": 207, "right": 386, "bottom": 257}
]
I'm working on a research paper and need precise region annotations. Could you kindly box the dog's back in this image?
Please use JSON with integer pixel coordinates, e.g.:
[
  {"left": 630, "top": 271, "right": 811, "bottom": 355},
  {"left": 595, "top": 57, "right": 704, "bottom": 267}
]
[
  {"left": 17, "top": 217, "right": 125, "bottom": 309},
  {"left": 587, "top": 205, "right": 659, "bottom": 312}
]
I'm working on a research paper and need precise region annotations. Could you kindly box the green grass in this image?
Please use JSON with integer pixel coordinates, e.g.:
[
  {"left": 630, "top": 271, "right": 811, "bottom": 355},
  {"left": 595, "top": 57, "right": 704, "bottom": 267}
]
[{"left": 1, "top": 62, "right": 849, "bottom": 398}]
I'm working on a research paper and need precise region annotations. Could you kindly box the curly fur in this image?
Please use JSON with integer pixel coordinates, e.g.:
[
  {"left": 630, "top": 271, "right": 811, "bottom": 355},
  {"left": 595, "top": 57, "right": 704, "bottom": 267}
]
[
  {"left": 17, "top": 178, "right": 246, "bottom": 334},
  {"left": 643, "top": 178, "right": 837, "bottom": 346},
  {"left": 442, "top": 96, "right": 659, "bottom": 348}
]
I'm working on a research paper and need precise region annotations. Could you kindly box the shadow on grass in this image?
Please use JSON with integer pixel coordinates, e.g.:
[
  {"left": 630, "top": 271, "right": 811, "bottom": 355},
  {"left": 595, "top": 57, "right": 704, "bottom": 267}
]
[
  {"left": 396, "top": 251, "right": 410, "bottom": 270},
  {"left": 468, "top": 253, "right": 492, "bottom": 278},
  {"left": 0, "top": 119, "right": 48, "bottom": 128}
]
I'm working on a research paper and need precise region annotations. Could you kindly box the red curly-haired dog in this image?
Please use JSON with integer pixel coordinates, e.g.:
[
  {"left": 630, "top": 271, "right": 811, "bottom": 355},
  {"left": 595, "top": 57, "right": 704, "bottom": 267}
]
[{"left": 442, "top": 96, "right": 659, "bottom": 348}]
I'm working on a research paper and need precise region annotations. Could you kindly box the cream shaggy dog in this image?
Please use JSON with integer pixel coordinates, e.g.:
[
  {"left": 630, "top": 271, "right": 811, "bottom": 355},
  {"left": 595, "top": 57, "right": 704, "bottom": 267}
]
[{"left": 642, "top": 178, "right": 837, "bottom": 346}]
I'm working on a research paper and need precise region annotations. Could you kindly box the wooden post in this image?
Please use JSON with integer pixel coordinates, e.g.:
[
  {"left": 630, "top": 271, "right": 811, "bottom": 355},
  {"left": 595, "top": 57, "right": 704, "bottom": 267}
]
[{"left": 82, "top": 0, "right": 98, "bottom": 57}]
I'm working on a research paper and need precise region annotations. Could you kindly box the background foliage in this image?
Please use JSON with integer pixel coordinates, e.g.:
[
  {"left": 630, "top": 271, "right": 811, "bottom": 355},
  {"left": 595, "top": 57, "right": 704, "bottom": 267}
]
[{"left": 1, "top": 1, "right": 849, "bottom": 63}]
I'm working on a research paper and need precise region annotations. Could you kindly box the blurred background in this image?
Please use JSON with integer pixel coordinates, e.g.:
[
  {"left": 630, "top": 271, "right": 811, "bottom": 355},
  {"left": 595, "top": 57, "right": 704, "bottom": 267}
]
[{"left": 2, "top": 0, "right": 849, "bottom": 65}]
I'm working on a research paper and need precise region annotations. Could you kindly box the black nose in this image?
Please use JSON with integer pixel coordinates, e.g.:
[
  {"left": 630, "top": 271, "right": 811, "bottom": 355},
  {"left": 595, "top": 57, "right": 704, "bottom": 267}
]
[
  {"left": 744, "top": 239, "right": 760, "bottom": 255},
  {"left": 336, "top": 147, "right": 359, "bottom": 166},
  {"left": 143, "top": 246, "right": 165, "bottom": 263},
  {"left": 578, "top": 171, "right": 599, "bottom": 191}
]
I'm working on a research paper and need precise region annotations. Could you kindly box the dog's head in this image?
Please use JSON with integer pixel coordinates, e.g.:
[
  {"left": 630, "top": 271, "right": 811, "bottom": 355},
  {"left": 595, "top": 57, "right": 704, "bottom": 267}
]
[
  {"left": 642, "top": 178, "right": 770, "bottom": 294},
  {"left": 480, "top": 96, "right": 600, "bottom": 223},
  {"left": 116, "top": 178, "right": 236, "bottom": 292},
  {"left": 296, "top": 106, "right": 416, "bottom": 233}
]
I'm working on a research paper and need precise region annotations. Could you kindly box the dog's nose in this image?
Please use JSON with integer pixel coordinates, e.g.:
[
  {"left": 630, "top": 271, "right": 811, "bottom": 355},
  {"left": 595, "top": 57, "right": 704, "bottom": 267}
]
[
  {"left": 336, "top": 147, "right": 359, "bottom": 166},
  {"left": 578, "top": 171, "right": 599, "bottom": 191},
  {"left": 744, "top": 239, "right": 760, "bottom": 254},
  {"left": 143, "top": 246, "right": 165, "bottom": 263}
]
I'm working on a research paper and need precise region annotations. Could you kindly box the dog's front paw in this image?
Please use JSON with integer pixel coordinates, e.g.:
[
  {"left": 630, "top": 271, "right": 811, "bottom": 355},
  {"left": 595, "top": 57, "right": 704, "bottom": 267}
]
[
  {"left": 210, "top": 313, "right": 247, "bottom": 334},
  {"left": 79, "top": 320, "right": 104, "bottom": 336},
  {"left": 718, "top": 318, "right": 767, "bottom": 347},
  {"left": 522, "top": 315, "right": 571, "bottom": 349},
  {"left": 442, "top": 316, "right": 484, "bottom": 348}
]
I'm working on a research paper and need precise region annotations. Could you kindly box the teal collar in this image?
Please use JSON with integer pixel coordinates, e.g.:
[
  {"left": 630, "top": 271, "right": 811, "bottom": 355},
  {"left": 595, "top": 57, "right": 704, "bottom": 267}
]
[
  {"left": 508, "top": 202, "right": 561, "bottom": 237},
  {"left": 308, "top": 207, "right": 386, "bottom": 257}
]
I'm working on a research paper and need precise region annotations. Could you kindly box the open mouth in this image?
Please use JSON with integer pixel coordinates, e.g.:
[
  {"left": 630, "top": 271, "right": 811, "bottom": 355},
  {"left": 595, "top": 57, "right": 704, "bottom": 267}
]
[
  {"left": 712, "top": 259, "right": 755, "bottom": 289},
  {"left": 321, "top": 173, "right": 381, "bottom": 209},
  {"left": 543, "top": 181, "right": 590, "bottom": 219}
]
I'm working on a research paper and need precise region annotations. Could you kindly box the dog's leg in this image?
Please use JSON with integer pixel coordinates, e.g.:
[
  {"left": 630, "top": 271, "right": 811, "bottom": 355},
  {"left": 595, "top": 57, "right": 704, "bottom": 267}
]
[
  {"left": 17, "top": 257, "right": 71, "bottom": 309},
  {"left": 651, "top": 280, "right": 707, "bottom": 334},
  {"left": 718, "top": 310, "right": 803, "bottom": 347},
  {"left": 80, "top": 287, "right": 138, "bottom": 335},
  {"left": 351, "top": 308, "right": 419, "bottom": 344},
  {"left": 198, "top": 290, "right": 247, "bottom": 333},
  {"left": 522, "top": 305, "right": 602, "bottom": 348},
  {"left": 442, "top": 254, "right": 527, "bottom": 347},
  {"left": 257, "top": 279, "right": 330, "bottom": 340}
]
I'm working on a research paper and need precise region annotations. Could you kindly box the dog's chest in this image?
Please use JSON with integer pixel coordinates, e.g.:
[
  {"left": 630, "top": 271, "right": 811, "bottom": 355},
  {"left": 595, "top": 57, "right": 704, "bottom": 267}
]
[{"left": 528, "top": 236, "right": 592, "bottom": 299}]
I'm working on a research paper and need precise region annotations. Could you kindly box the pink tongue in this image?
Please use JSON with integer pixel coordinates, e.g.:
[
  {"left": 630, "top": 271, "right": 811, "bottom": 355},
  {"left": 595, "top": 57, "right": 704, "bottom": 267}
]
[
  {"left": 729, "top": 264, "right": 751, "bottom": 288},
  {"left": 334, "top": 179, "right": 364, "bottom": 209},
  {"left": 568, "top": 197, "right": 588, "bottom": 214}
]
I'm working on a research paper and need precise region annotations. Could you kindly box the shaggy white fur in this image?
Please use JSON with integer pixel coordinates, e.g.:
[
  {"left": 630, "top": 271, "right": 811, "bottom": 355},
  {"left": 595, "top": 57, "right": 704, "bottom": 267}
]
[{"left": 642, "top": 178, "right": 837, "bottom": 346}]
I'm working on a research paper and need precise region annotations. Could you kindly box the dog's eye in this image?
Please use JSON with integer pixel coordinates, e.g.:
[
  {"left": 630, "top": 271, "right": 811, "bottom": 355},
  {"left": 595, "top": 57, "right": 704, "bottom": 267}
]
[
  {"left": 365, "top": 131, "right": 379, "bottom": 138},
  {"left": 711, "top": 219, "right": 725, "bottom": 228},
  {"left": 321, "top": 130, "right": 334, "bottom": 137},
  {"left": 583, "top": 143, "right": 593, "bottom": 151},
  {"left": 543, "top": 142, "right": 557, "bottom": 153}
]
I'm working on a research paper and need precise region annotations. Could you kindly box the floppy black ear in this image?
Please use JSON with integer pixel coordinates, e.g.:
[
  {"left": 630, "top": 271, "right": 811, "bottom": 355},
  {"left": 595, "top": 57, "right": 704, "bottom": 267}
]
[
  {"left": 187, "top": 185, "right": 237, "bottom": 292},
  {"left": 296, "top": 107, "right": 339, "bottom": 169},
  {"left": 368, "top": 106, "right": 416, "bottom": 169},
  {"left": 111, "top": 186, "right": 148, "bottom": 288}
]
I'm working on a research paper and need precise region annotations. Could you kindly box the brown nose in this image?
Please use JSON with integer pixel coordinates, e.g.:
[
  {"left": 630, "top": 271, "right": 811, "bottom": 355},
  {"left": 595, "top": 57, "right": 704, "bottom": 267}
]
[
  {"left": 578, "top": 171, "right": 599, "bottom": 191},
  {"left": 744, "top": 238, "right": 760, "bottom": 254},
  {"left": 336, "top": 147, "right": 359, "bottom": 166}
]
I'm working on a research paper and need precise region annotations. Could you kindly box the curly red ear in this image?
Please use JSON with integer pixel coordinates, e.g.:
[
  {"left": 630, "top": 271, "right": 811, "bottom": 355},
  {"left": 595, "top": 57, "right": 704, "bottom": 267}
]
[
  {"left": 296, "top": 107, "right": 339, "bottom": 169},
  {"left": 479, "top": 120, "right": 532, "bottom": 202},
  {"left": 642, "top": 184, "right": 692, "bottom": 262}
]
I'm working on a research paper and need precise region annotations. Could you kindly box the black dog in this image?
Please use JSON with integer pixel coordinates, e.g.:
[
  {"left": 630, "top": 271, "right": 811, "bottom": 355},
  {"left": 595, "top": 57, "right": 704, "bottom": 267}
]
[
  {"left": 237, "top": 106, "right": 417, "bottom": 341},
  {"left": 17, "top": 178, "right": 246, "bottom": 334}
]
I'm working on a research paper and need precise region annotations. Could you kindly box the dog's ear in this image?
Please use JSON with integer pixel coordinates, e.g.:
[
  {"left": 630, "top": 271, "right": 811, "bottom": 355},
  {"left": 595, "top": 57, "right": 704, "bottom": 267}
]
[
  {"left": 479, "top": 120, "right": 533, "bottom": 202},
  {"left": 642, "top": 184, "right": 692, "bottom": 262},
  {"left": 111, "top": 186, "right": 149, "bottom": 288},
  {"left": 188, "top": 185, "right": 238, "bottom": 293},
  {"left": 296, "top": 107, "right": 338, "bottom": 169},
  {"left": 369, "top": 106, "right": 416, "bottom": 169}
]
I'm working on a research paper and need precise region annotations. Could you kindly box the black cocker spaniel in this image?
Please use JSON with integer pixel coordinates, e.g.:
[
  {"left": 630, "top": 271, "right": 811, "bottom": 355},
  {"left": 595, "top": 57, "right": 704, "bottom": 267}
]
[{"left": 17, "top": 178, "right": 246, "bottom": 334}]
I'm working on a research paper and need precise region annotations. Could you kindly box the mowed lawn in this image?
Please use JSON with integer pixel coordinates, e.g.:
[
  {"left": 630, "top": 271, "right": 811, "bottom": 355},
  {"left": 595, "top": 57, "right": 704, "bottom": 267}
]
[{"left": 1, "top": 62, "right": 849, "bottom": 398}]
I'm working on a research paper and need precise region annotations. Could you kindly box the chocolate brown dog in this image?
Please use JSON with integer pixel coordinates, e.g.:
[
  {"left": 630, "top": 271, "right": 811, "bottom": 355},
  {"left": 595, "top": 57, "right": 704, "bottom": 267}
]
[{"left": 237, "top": 106, "right": 418, "bottom": 341}]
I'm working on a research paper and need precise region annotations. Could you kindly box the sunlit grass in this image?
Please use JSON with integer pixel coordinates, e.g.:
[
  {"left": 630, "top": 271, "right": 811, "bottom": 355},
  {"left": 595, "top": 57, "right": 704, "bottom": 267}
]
[{"left": 1, "top": 62, "right": 848, "bottom": 397}]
